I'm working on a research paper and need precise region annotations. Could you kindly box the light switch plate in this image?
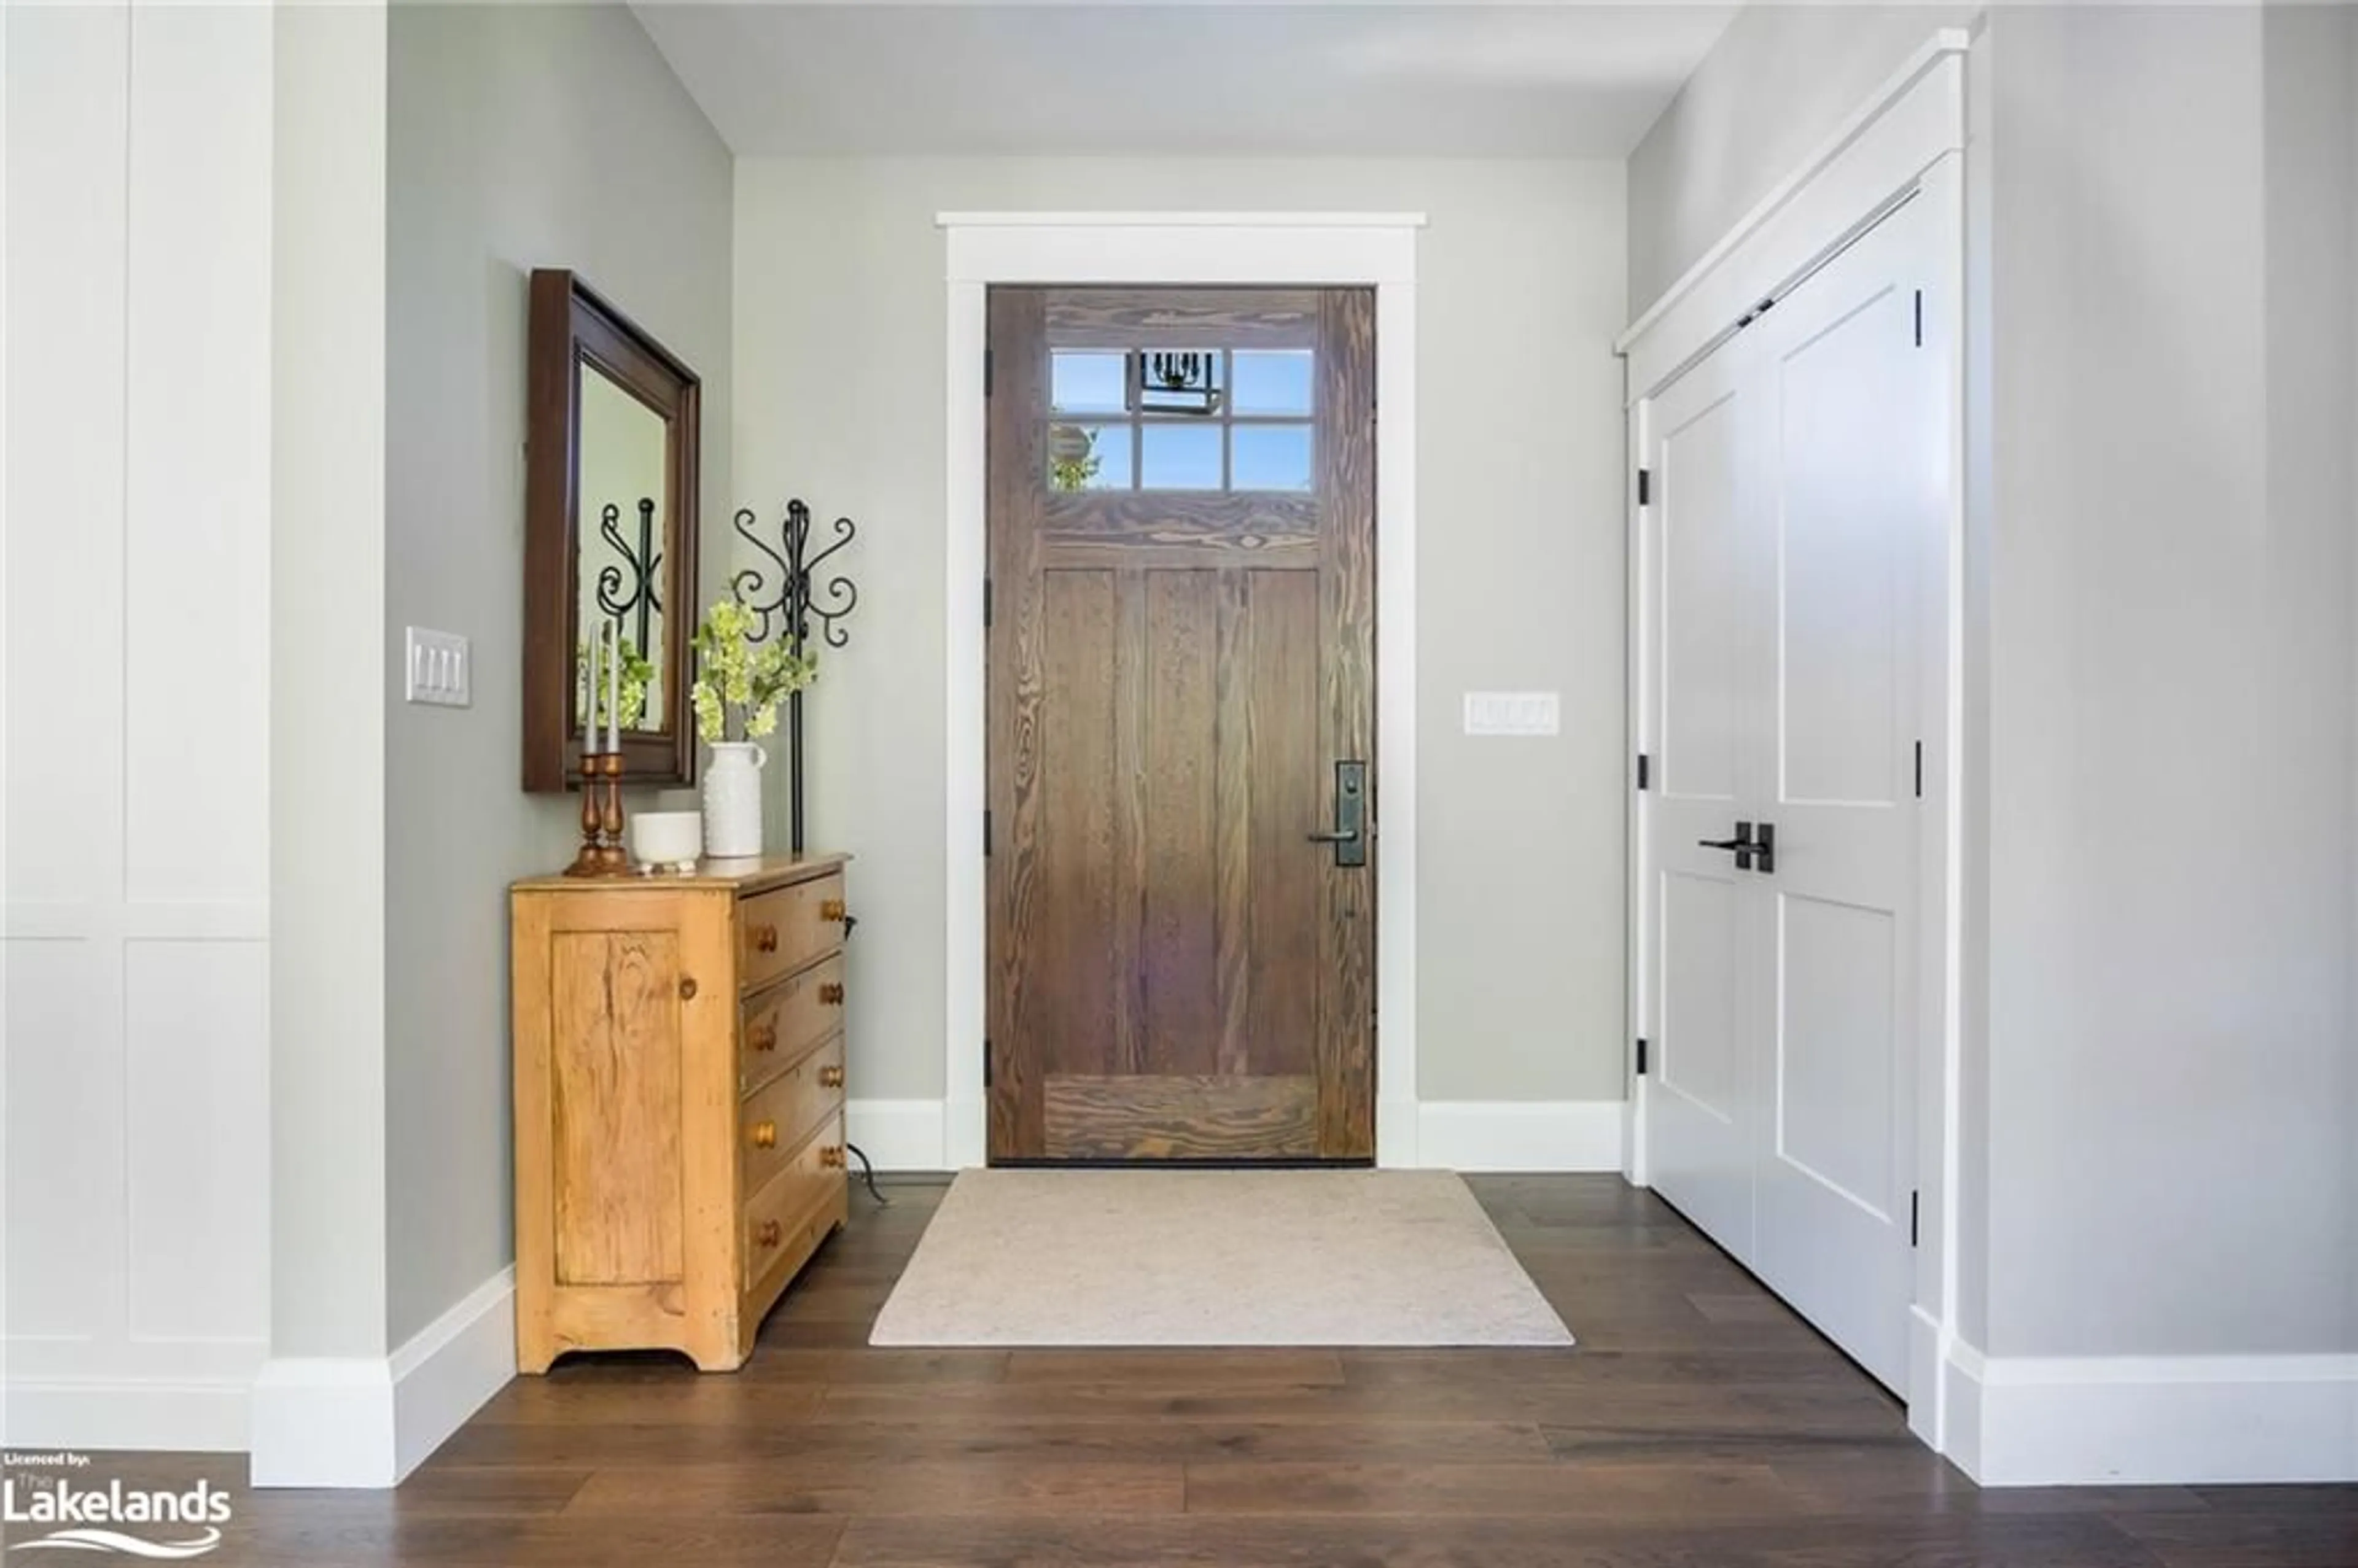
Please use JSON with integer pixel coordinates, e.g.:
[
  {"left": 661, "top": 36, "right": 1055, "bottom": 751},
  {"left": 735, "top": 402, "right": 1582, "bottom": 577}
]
[
  {"left": 1463, "top": 691, "right": 1559, "bottom": 737},
  {"left": 405, "top": 627, "right": 472, "bottom": 708}
]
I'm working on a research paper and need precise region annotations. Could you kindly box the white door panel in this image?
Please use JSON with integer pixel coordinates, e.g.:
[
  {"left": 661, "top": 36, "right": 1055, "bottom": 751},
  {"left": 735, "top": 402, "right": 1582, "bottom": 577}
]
[
  {"left": 1641, "top": 347, "right": 1762, "bottom": 1262},
  {"left": 1653, "top": 867, "right": 1752, "bottom": 1252},
  {"left": 1640, "top": 190, "right": 1940, "bottom": 1394},
  {"left": 1753, "top": 199, "right": 1933, "bottom": 1393}
]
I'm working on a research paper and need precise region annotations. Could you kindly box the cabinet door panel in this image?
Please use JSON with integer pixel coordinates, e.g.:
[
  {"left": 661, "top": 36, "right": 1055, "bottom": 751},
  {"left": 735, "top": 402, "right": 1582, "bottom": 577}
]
[{"left": 550, "top": 929, "right": 685, "bottom": 1286}]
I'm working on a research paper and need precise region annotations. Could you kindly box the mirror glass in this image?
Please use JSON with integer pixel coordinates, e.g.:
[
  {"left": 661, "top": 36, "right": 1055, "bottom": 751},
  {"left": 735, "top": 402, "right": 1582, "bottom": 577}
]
[{"left": 574, "top": 359, "right": 670, "bottom": 735}]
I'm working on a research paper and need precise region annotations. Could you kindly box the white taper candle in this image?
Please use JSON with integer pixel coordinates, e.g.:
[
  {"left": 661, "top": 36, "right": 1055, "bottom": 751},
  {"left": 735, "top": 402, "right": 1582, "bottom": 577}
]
[
  {"left": 582, "top": 627, "right": 596, "bottom": 752},
  {"left": 605, "top": 623, "right": 621, "bottom": 753}
]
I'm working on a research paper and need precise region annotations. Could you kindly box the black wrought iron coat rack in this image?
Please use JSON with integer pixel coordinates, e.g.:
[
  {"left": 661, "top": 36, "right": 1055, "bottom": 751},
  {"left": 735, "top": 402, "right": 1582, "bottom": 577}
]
[{"left": 730, "top": 499, "right": 858, "bottom": 855}]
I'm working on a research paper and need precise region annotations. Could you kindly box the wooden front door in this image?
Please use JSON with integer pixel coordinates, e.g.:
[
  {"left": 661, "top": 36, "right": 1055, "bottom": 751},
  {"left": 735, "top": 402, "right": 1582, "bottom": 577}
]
[{"left": 986, "top": 287, "right": 1376, "bottom": 1163}]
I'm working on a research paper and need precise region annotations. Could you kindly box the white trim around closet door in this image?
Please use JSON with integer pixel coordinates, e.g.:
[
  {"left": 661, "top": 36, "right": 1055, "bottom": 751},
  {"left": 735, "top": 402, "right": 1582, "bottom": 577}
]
[
  {"left": 938, "top": 213, "right": 1423, "bottom": 1171},
  {"left": 1619, "top": 28, "right": 1972, "bottom": 398}
]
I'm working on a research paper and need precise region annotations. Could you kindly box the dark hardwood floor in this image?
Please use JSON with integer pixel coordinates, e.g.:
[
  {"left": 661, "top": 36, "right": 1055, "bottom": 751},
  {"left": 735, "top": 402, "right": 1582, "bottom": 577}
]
[{"left": 67, "top": 1176, "right": 2358, "bottom": 1566}]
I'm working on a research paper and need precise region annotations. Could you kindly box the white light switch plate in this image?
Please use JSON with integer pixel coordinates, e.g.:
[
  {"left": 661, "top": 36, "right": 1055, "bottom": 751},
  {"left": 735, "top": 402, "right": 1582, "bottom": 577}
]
[
  {"left": 1463, "top": 691, "right": 1559, "bottom": 737},
  {"left": 405, "top": 627, "right": 472, "bottom": 708}
]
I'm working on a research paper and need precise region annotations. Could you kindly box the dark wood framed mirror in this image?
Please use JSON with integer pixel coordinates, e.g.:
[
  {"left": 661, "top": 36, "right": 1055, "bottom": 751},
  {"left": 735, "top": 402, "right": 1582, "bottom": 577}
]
[{"left": 523, "top": 269, "right": 701, "bottom": 791}]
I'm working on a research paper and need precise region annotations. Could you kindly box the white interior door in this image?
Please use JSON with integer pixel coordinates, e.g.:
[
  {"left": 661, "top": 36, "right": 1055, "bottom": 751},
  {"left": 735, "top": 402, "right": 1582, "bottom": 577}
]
[
  {"left": 1640, "top": 343, "right": 1762, "bottom": 1261},
  {"left": 1746, "top": 200, "right": 1936, "bottom": 1392},
  {"left": 1638, "top": 192, "right": 1942, "bottom": 1394}
]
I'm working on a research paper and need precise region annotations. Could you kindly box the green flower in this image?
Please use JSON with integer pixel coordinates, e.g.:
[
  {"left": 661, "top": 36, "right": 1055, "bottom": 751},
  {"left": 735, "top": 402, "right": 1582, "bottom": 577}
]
[
  {"left": 689, "top": 596, "right": 819, "bottom": 745},
  {"left": 578, "top": 635, "right": 657, "bottom": 731}
]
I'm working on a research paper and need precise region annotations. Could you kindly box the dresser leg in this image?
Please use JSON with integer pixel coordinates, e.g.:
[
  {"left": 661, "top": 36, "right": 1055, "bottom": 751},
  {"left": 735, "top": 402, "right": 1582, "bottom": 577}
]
[{"left": 690, "top": 1339, "right": 748, "bottom": 1373}]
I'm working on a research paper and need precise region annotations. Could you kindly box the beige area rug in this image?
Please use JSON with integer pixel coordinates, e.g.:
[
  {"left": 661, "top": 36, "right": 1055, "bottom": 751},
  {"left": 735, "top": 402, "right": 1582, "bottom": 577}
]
[{"left": 868, "top": 1168, "right": 1573, "bottom": 1347}]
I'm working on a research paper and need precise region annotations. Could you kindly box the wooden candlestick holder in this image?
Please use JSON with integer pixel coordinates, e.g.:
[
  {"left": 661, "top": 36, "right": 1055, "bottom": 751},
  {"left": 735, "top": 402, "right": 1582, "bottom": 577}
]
[{"left": 565, "top": 750, "right": 631, "bottom": 877}]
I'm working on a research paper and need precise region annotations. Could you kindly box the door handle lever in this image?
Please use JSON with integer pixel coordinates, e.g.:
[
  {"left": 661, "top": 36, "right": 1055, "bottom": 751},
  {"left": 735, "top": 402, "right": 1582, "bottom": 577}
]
[
  {"left": 1312, "top": 761, "right": 1369, "bottom": 867},
  {"left": 1698, "top": 822, "right": 1757, "bottom": 872},
  {"left": 1696, "top": 821, "right": 1775, "bottom": 874}
]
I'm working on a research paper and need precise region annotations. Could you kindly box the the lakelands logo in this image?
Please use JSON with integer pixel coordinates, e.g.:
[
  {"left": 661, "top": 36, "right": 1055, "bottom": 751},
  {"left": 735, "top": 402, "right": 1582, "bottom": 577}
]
[{"left": 3, "top": 1454, "right": 229, "bottom": 1559}]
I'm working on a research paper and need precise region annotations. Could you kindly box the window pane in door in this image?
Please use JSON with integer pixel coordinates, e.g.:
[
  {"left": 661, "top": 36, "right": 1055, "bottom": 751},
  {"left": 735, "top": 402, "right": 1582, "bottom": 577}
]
[
  {"left": 1231, "top": 425, "right": 1314, "bottom": 492},
  {"left": 1140, "top": 423, "right": 1222, "bottom": 489},
  {"left": 1231, "top": 350, "right": 1314, "bottom": 415},
  {"left": 1051, "top": 352, "right": 1127, "bottom": 415},
  {"left": 1047, "top": 423, "right": 1131, "bottom": 491}
]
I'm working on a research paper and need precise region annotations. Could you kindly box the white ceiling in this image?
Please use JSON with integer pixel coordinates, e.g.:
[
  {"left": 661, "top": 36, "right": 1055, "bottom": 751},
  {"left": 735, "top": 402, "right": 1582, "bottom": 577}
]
[{"left": 631, "top": 3, "right": 1737, "bottom": 158}]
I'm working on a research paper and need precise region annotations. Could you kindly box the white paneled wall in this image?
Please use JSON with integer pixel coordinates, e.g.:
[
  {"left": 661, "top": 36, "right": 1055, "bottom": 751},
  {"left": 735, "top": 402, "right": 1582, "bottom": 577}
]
[{"left": 2, "top": 2, "right": 273, "bottom": 1450}]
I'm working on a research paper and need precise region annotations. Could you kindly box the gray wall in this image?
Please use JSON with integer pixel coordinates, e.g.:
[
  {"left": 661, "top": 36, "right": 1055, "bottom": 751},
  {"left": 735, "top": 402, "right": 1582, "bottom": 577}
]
[
  {"left": 383, "top": 1, "right": 733, "bottom": 1345},
  {"left": 1635, "top": 4, "right": 2358, "bottom": 1360},
  {"left": 1979, "top": 3, "right": 2354, "bottom": 1359},
  {"left": 1626, "top": 4, "right": 1980, "bottom": 314},
  {"left": 733, "top": 157, "right": 1630, "bottom": 1108}
]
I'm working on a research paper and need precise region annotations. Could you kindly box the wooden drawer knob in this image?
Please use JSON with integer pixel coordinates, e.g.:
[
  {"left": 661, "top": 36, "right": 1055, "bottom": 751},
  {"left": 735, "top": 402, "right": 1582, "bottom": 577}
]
[
  {"left": 819, "top": 1063, "right": 844, "bottom": 1089},
  {"left": 747, "top": 1020, "right": 777, "bottom": 1053},
  {"left": 752, "top": 1120, "right": 777, "bottom": 1149},
  {"left": 820, "top": 899, "right": 847, "bottom": 922},
  {"left": 757, "top": 1219, "right": 781, "bottom": 1249},
  {"left": 820, "top": 1145, "right": 845, "bottom": 1169},
  {"left": 819, "top": 982, "right": 845, "bottom": 1006},
  {"left": 752, "top": 923, "right": 779, "bottom": 953},
  {"left": 677, "top": 977, "right": 698, "bottom": 1000}
]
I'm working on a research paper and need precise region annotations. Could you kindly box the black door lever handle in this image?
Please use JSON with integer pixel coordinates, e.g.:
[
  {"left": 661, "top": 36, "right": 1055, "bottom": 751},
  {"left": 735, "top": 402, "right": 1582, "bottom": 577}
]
[
  {"left": 1696, "top": 821, "right": 1774, "bottom": 874},
  {"left": 1700, "top": 823, "right": 1756, "bottom": 872}
]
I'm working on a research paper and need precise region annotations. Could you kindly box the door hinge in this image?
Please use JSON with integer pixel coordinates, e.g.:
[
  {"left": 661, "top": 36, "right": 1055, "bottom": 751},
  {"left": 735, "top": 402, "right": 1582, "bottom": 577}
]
[
  {"left": 1910, "top": 1189, "right": 1921, "bottom": 1248},
  {"left": 1913, "top": 740, "right": 1924, "bottom": 798},
  {"left": 984, "top": 347, "right": 995, "bottom": 397},
  {"left": 983, "top": 809, "right": 992, "bottom": 856},
  {"left": 1635, "top": 1038, "right": 1649, "bottom": 1076},
  {"left": 1636, "top": 752, "right": 1651, "bottom": 791},
  {"left": 1913, "top": 289, "right": 1924, "bottom": 348},
  {"left": 984, "top": 1038, "right": 993, "bottom": 1089},
  {"left": 1636, "top": 467, "right": 1652, "bottom": 506},
  {"left": 984, "top": 578, "right": 994, "bottom": 628}
]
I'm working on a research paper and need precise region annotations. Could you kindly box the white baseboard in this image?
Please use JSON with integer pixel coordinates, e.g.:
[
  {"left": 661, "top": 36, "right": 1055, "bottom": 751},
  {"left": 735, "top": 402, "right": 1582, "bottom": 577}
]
[
  {"left": 390, "top": 1266, "right": 516, "bottom": 1479},
  {"left": 1944, "top": 1339, "right": 2358, "bottom": 1486},
  {"left": 249, "top": 1357, "right": 396, "bottom": 1487},
  {"left": 251, "top": 1267, "right": 514, "bottom": 1488},
  {"left": 847, "top": 1098, "right": 951, "bottom": 1171},
  {"left": 1415, "top": 1100, "right": 1627, "bottom": 1173},
  {"left": 1, "top": 1377, "right": 255, "bottom": 1452}
]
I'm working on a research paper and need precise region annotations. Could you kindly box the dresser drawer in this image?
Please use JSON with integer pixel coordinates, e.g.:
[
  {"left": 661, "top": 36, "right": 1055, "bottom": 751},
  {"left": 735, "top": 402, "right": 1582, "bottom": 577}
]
[
  {"left": 737, "top": 873, "right": 846, "bottom": 993},
  {"left": 739, "top": 1033, "right": 844, "bottom": 1195},
  {"left": 742, "top": 1114, "right": 843, "bottom": 1288},
  {"left": 737, "top": 955, "right": 845, "bottom": 1095}
]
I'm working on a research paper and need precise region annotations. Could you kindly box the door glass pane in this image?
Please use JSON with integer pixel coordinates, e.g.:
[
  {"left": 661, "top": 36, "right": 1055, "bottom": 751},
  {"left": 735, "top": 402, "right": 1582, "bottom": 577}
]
[
  {"left": 1231, "top": 350, "right": 1313, "bottom": 415},
  {"left": 1136, "top": 349, "right": 1223, "bottom": 415},
  {"left": 1047, "top": 423, "right": 1130, "bottom": 491},
  {"left": 1051, "top": 352, "right": 1127, "bottom": 415},
  {"left": 1139, "top": 423, "right": 1222, "bottom": 489},
  {"left": 1231, "top": 425, "right": 1314, "bottom": 492}
]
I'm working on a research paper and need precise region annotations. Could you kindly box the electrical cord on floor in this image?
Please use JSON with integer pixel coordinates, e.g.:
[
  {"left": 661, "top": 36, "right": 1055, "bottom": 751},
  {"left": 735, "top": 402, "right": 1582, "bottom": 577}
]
[{"left": 846, "top": 1141, "right": 888, "bottom": 1206}]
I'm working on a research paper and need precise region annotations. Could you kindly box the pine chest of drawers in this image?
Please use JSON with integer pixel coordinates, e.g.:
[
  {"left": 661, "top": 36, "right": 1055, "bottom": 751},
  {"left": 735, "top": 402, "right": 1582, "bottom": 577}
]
[{"left": 510, "top": 854, "right": 851, "bottom": 1372}]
